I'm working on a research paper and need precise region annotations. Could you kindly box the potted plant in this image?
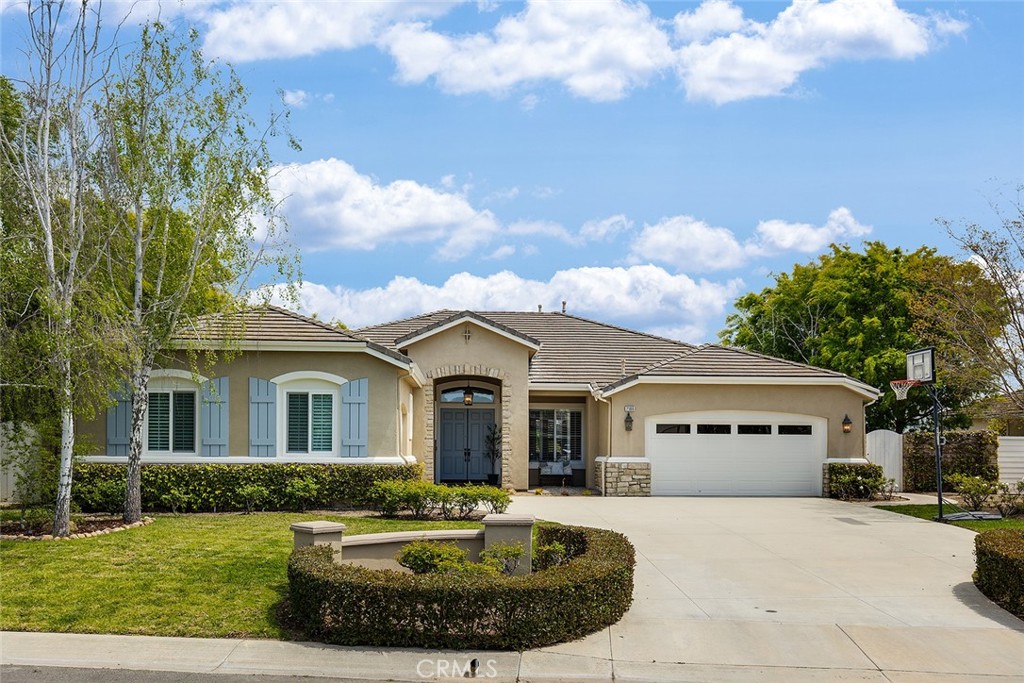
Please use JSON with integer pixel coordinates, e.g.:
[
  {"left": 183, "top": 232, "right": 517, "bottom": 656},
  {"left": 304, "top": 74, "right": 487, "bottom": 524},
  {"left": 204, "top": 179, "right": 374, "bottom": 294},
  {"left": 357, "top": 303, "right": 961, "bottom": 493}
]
[{"left": 485, "top": 424, "right": 502, "bottom": 486}]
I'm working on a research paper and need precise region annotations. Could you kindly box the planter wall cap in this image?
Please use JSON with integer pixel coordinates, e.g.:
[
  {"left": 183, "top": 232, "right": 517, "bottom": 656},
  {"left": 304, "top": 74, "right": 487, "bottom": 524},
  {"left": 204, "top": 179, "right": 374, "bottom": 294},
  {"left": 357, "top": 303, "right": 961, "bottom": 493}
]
[
  {"left": 342, "top": 529, "right": 484, "bottom": 547},
  {"left": 290, "top": 521, "right": 347, "bottom": 534},
  {"left": 482, "top": 513, "right": 535, "bottom": 526}
]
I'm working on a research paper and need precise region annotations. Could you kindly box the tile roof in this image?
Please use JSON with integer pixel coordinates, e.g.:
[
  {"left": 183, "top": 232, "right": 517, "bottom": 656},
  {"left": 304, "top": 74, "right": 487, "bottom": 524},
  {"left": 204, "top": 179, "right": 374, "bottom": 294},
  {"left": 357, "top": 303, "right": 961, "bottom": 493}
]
[
  {"left": 357, "top": 310, "right": 695, "bottom": 386},
  {"left": 393, "top": 310, "right": 541, "bottom": 348},
  {"left": 358, "top": 310, "right": 875, "bottom": 394},
  {"left": 176, "top": 306, "right": 409, "bottom": 363}
]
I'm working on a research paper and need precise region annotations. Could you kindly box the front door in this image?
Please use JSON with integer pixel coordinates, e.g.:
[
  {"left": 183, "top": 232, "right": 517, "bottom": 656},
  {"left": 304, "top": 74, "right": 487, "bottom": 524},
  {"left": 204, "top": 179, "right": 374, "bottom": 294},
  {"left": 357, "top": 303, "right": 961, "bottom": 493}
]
[{"left": 438, "top": 408, "right": 494, "bottom": 482}]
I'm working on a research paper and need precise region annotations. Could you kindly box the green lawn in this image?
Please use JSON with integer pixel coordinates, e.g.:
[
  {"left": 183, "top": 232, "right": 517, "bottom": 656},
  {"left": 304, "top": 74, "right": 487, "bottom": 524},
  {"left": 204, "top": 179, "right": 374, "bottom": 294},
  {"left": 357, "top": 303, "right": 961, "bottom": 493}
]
[
  {"left": 0, "top": 513, "right": 480, "bottom": 639},
  {"left": 874, "top": 504, "right": 1024, "bottom": 532}
]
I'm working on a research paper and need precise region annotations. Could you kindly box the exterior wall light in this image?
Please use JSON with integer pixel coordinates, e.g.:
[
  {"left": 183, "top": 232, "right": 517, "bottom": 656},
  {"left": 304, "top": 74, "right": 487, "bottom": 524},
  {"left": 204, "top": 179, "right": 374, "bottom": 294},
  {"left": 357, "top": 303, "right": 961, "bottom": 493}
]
[
  {"left": 463, "top": 387, "right": 474, "bottom": 406},
  {"left": 842, "top": 414, "right": 853, "bottom": 434},
  {"left": 624, "top": 412, "right": 634, "bottom": 432}
]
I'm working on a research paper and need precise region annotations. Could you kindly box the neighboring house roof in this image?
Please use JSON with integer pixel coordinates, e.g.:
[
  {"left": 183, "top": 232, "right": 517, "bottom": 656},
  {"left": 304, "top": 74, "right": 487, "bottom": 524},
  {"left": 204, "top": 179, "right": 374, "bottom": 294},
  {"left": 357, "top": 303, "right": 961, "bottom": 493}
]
[
  {"left": 970, "top": 391, "right": 1024, "bottom": 421},
  {"left": 175, "top": 306, "right": 411, "bottom": 366}
]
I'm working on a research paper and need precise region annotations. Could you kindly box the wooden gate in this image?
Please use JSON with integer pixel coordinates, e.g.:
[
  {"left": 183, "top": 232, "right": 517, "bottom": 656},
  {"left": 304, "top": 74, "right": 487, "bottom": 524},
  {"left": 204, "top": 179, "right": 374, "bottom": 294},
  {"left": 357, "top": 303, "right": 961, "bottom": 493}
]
[{"left": 866, "top": 429, "right": 904, "bottom": 490}]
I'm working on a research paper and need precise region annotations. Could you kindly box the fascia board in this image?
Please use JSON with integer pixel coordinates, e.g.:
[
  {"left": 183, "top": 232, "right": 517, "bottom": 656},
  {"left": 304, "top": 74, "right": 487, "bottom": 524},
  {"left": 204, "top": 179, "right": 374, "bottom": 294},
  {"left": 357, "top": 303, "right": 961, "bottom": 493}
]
[
  {"left": 602, "top": 375, "right": 880, "bottom": 400},
  {"left": 397, "top": 316, "right": 541, "bottom": 351}
]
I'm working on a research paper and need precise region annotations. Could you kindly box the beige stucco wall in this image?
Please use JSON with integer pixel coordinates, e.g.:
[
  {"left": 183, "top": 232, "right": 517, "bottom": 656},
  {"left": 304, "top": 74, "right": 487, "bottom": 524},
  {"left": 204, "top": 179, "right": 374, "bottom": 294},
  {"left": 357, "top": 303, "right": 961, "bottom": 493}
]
[
  {"left": 603, "top": 383, "right": 869, "bottom": 459},
  {"left": 78, "top": 349, "right": 406, "bottom": 458},
  {"left": 403, "top": 322, "right": 532, "bottom": 489}
]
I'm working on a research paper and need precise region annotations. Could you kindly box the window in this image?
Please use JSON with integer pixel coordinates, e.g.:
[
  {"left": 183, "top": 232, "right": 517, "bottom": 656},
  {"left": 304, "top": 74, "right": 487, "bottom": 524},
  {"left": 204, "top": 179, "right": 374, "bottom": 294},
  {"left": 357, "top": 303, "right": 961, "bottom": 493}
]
[
  {"left": 529, "top": 409, "right": 582, "bottom": 461},
  {"left": 440, "top": 387, "right": 495, "bottom": 404},
  {"left": 287, "top": 392, "right": 334, "bottom": 453},
  {"left": 697, "top": 424, "right": 731, "bottom": 435},
  {"left": 738, "top": 424, "right": 771, "bottom": 435},
  {"left": 656, "top": 423, "right": 691, "bottom": 434},
  {"left": 778, "top": 425, "right": 813, "bottom": 435},
  {"left": 148, "top": 391, "right": 196, "bottom": 453}
]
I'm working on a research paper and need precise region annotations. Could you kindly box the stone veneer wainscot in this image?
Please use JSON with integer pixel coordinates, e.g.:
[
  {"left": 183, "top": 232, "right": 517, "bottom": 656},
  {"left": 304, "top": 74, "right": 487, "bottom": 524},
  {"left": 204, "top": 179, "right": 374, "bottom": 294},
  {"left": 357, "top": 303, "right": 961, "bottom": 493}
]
[{"left": 595, "top": 457, "right": 651, "bottom": 497}]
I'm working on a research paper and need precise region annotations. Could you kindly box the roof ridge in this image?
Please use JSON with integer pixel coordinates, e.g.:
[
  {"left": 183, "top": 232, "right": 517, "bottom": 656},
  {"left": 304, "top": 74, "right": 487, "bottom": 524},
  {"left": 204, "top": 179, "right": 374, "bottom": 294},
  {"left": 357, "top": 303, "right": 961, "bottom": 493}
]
[
  {"left": 393, "top": 310, "right": 541, "bottom": 348},
  {"left": 355, "top": 309, "right": 457, "bottom": 333},
  {"left": 630, "top": 346, "right": 704, "bottom": 376},
  {"left": 488, "top": 310, "right": 696, "bottom": 349}
]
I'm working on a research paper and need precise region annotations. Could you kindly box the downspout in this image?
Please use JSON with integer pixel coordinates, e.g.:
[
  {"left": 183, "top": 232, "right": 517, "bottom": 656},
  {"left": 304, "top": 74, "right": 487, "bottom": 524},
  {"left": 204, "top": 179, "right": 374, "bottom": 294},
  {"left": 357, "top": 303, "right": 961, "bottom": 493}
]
[{"left": 592, "top": 384, "right": 611, "bottom": 497}]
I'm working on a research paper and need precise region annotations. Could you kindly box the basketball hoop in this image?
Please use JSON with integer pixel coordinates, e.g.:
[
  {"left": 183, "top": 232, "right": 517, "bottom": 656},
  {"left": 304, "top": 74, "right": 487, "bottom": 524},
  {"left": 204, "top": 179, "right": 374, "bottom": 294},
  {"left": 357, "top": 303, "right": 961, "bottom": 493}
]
[{"left": 890, "top": 379, "right": 920, "bottom": 401}]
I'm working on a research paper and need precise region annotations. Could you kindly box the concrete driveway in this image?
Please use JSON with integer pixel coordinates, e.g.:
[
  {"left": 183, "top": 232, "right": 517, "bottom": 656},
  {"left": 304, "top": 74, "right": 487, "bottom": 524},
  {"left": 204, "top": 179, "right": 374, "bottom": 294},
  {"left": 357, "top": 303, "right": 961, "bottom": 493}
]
[{"left": 508, "top": 495, "right": 1024, "bottom": 682}]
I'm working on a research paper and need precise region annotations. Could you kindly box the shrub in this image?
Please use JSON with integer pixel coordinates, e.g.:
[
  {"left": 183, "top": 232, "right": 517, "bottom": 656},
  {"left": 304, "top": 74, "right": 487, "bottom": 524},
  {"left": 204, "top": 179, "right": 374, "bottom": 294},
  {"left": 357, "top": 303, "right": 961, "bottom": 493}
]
[
  {"left": 974, "top": 529, "right": 1024, "bottom": 619},
  {"left": 945, "top": 473, "right": 998, "bottom": 511},
  {"left": 74, "top": 477, "right": 126, "bottom": 514},
  {"left": 366, "top": 480, "right": 507, "bottom": 519},
  {"left": 285, "top": 477, "right": 320, "bottom": 511},
  {"left": 991, "top": 480, "right": 1024, "bottom": 518},
  {"left": 826, "top": 463, "right": 886, "bottom": 500},
  {"left": 532, "top": 540, "right": 567, "bottom": 571},
  {"left": 479, "top": 541, "right": 524, "bottom": 575},
  {"left": 397, "top": 540, "right": 477, "bottom": 575},
  {"left": 903, "top": 430, "right": 999, "bottom": 492},
  {"left": 72, "top": 462, "right": 421, "bottom": 513},
  {"left": 237, "top": 484, "right": 270, "bottom": 514},
  {"left": 159, "top": 488, "right": 192, "bottom": 515},
  {"left": 288, "top": 524, "right": 636, "bottom": 650}
]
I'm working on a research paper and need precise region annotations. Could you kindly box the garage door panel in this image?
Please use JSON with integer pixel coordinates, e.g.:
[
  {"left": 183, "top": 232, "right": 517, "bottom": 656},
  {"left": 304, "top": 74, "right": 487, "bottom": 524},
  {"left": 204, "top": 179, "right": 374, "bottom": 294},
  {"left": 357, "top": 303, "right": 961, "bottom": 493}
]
[{"left": 647, "top": 411, "right": 825, "bottom": 496}]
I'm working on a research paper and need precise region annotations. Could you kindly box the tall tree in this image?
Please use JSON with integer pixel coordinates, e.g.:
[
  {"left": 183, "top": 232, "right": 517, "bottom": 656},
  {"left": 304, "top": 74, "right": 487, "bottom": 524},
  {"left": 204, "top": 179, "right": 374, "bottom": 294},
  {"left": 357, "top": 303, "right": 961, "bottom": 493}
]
[
  {"left": 926, "top": 187, "right": 1024, "bottom": 415},
  {"left": 0, "top": 2, "right": 125, "bottom": 536},
  {"left": 719, "top": 242, "right": 998, "bottom": 432},
  {"left": 98, "top": 21, "right": 298, "bottom": 523}
]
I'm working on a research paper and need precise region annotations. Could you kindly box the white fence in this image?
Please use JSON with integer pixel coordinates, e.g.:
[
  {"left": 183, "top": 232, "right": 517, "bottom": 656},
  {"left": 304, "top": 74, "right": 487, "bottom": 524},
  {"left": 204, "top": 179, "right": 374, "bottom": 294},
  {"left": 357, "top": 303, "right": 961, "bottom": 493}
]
[
  {"left": 999, "top": 436, "right": 1024, "bottom": 484},
  {"left": 866, "top": 429, "right": 903, "bottom": 489}
]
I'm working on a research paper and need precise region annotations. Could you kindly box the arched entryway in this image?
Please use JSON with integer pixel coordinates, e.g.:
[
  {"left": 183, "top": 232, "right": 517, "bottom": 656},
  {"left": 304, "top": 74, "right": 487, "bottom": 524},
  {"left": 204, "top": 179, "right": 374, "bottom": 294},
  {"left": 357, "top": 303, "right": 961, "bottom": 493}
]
[{"left": 435, "top": 379, "right": 501, "bottom": 484}]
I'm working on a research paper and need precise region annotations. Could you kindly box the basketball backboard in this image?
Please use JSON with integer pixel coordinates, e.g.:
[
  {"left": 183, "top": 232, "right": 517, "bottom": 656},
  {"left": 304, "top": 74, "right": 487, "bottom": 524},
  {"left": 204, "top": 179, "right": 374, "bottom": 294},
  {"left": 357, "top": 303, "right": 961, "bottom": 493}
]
[{"left": 906, "top": 347, "right": 935, "bottom": 384}]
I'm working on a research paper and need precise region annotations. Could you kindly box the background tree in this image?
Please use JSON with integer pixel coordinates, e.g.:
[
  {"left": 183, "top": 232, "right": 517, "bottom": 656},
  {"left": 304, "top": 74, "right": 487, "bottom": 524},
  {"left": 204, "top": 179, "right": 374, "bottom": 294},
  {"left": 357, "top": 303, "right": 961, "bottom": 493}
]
[
  {"left": 0, "top": 2, "right": 126, "bottom": 536},
  {"left": 924, "top": 187, "right": 1024, "bottom": 416},
  {"left": 719, "top": 242, "right": 999, "bottom": 432},
  {"left": 97, "top": 21, "right": 298, "bottom": 523}
]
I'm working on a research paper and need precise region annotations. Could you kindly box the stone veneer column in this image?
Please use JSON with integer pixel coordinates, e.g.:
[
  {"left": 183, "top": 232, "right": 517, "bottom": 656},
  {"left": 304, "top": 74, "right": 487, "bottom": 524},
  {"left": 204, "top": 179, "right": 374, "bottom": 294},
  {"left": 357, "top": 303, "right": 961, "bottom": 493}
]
[
  {"left": 501, "top": 377, "right": 513, "bottom": 489},
  {"left": 422, "top": 383, "right": 435, "bottom": 481}
]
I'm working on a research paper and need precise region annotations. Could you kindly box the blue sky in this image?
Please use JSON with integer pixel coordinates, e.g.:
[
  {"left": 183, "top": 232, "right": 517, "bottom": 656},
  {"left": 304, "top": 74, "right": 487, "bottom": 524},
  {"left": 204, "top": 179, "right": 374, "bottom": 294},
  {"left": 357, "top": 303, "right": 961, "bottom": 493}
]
[{"left": 3, "top": 1, "right": 1022, "bottom": 341}]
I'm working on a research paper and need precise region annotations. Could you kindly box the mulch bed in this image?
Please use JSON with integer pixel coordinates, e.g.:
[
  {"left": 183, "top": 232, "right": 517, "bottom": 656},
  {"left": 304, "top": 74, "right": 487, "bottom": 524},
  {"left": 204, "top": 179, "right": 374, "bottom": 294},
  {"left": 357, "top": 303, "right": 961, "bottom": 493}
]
[{"left": 1, "top": 516, "right": 153, "bottom": 541}]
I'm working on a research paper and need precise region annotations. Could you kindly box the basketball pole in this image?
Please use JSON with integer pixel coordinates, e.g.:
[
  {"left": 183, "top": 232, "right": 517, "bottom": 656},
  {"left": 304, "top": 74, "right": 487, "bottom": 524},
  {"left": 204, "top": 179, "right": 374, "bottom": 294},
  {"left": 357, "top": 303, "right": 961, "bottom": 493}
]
[{"left": 928, "top": 385, "right": 944, "bottom": 521}]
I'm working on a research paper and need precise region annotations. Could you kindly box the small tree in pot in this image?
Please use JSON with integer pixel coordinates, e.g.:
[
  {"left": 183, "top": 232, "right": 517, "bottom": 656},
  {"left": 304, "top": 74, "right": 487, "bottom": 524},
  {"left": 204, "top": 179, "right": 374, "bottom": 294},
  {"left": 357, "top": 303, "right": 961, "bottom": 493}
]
[{"left": 485, "top": 425, "right": 502, "bottom": 486}]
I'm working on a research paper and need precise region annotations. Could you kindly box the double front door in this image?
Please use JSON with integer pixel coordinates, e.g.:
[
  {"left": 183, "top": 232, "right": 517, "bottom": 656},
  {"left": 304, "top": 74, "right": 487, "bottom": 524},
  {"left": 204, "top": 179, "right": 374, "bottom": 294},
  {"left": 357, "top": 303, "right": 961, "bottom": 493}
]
[{"left": 439, "top": 408, "right": 494, "bottom": 482}]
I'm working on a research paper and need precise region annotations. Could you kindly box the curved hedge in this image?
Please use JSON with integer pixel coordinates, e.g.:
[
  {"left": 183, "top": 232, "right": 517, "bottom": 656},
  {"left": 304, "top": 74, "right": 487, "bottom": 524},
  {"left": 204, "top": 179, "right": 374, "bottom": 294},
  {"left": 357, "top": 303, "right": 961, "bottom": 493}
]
[
  {"left": 974, "top": 529, "right": 1024, "bottom": 619},
  {"left": 287, "top": 524, "right": 636, "bottom": 650},
  {"left": 73, "top": 462, "right": 422, "bottom": 513}
]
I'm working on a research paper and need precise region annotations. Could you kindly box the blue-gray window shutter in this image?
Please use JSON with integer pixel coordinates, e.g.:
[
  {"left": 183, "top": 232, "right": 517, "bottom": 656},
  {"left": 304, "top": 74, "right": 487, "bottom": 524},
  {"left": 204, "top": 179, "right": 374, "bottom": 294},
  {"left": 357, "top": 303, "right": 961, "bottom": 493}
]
[
  {"left": 341, "top": 378, "right": 368, "bottom": 457},
  {"left": 249, "top": 377, "right": 277, "bottom": 457},
  {"left": 106, "top": 386, "right": 132, "bottom": 456},
  {"left": 201, "top": 377, "right": 229, "bottom": 457}
]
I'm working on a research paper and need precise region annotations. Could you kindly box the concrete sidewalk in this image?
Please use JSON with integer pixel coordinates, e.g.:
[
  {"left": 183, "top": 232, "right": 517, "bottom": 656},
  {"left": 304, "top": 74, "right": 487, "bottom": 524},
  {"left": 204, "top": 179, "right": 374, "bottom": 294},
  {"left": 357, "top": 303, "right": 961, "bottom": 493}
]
[{"left": 4, "top": 497, "right": 1024, "bottom": 682}]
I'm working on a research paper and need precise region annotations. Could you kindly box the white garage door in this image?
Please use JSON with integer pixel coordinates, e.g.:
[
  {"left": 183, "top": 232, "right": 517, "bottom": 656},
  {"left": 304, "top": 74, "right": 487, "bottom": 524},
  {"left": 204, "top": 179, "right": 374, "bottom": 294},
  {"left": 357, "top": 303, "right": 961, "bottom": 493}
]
[{"left": 647, "top": 411, "right": 827, "bottom": 496}]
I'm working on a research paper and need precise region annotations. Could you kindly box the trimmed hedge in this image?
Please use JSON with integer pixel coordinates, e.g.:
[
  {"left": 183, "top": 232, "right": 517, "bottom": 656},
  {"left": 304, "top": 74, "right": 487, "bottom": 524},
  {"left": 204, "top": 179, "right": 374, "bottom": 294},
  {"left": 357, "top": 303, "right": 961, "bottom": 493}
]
[
  {"left": 974, "top": 529, "right": 1024, "bottom": 619},
  {"left": 903, "top": 430, "right": 999, "bottom": 492},
  {"left": 287, "top": 524, "right": 636, "bottom": 650},
  {"left": 368, "top": 480, "right": 511, "bottom": 519},
  {"left": 826, "top": 462, "right": 887, "bottom": 500},
  {"left": 72, "top": 462, "right": 422, "bottom": 513}
]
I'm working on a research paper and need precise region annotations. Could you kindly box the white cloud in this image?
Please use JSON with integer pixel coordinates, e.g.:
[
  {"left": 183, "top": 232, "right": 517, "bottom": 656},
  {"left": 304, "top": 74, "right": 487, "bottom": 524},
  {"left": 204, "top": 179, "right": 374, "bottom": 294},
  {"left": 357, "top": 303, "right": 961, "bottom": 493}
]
[
  {"left": 269, "top": 158, "right": 500, "bottom": 260},
  {"left": 754, "top": 206, "right": 872, "bottom": 253},
  {"left": 673, "top": 0, "right": 750, "bottom": 43},
  {"left": 381, "top": 0, "right": 674, "bottom": 101},
  {"left": 631, "top": 216, "right": 748, "bottom": 272},
  {"left": 199, "top": 1, "right": 456, "bottom": 62},
  {"left": 520, "top": 94, "right": 540, "bottom": 111},
  {"left": 677, "top": 0, "right": 968, "bottom": 104},
  {"left": 282, "top": 89, "right": 309, "bottom": 108},
  {"left": 485, "top": 245, "right": 516, "bottom": 260},
  {"left": 507, "top": 219, "right": 580, "bottom": 245},
  {"left": 533, "top": 186, "right": 561, "bottom": 199},
  {"left": 482, "top": 186, "right": 520, "bottom": 204},
  {"left": 265, "top": 266, "right": 744, "bottom": 342},
  {"left": 580, "top": 214, "right": 633, "bottom": 242},
  {"left": 630, "top": 208, "right": 872, "bottom": 271}
]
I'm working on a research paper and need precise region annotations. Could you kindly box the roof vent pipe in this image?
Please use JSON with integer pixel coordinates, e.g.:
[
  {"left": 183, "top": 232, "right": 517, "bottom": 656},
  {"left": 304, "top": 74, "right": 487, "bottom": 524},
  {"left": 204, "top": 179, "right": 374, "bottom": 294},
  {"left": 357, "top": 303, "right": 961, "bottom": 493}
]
[
  {"left": 561, "top": 300, "right": 567, "bottom": 314},
  {"left": 538, "top": 304, "right": 542, "bottom": 312}
]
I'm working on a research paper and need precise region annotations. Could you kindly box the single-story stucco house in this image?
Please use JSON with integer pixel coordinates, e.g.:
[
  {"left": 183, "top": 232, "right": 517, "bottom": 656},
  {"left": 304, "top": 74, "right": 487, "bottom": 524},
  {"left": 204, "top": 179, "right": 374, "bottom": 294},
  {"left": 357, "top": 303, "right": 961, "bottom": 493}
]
[{"left": 79, "top": 306, "right": 880, "bottom": 496}]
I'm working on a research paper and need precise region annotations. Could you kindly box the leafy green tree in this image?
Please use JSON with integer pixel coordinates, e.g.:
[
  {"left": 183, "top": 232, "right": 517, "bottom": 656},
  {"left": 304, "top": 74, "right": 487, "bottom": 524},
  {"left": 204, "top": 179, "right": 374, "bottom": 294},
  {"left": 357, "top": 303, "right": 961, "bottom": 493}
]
[
  {"left": 720, "top": 242, "right": 997, "bottom": 432},
  {"left": 97, "top": 21, "right": 298, "bottom": 523}
]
